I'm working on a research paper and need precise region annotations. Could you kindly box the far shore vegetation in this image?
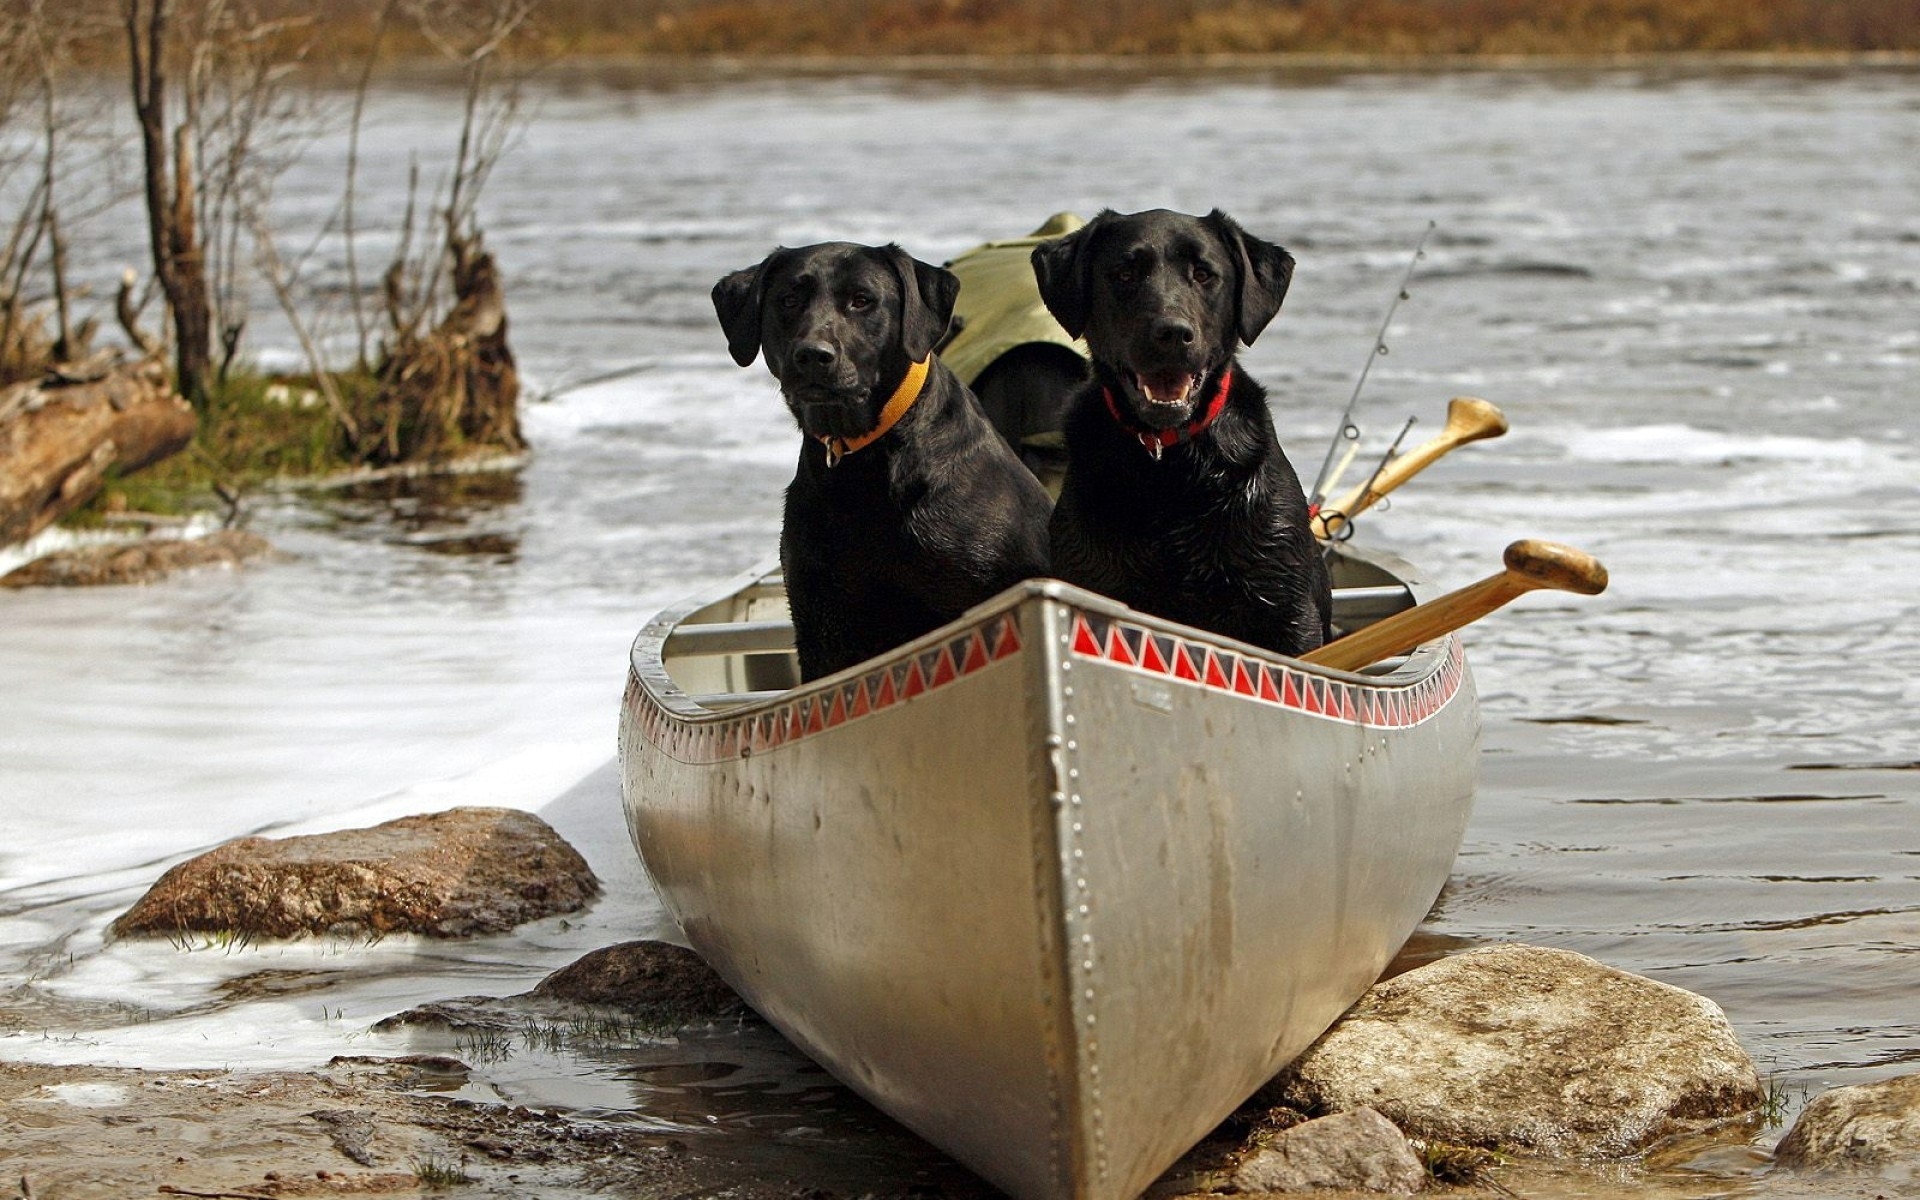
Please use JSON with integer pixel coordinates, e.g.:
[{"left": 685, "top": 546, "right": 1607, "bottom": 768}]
[{"left": 244, "top": 0, "right": 1920, "bottom": 60}]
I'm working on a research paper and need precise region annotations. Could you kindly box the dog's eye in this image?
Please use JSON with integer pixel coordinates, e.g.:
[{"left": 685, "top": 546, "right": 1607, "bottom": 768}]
[
  {"left": 777, "top": 293, "right": 802, "bottom": 311},
  {"left": 848, "top": 292, "right": 874, "bottom": 311},
  {"left": 1115, "top": 267, "right": 1138, "bottom": 285},
  {"left": 1193, "top": 266, "right": 1216, "bottom": 284}
]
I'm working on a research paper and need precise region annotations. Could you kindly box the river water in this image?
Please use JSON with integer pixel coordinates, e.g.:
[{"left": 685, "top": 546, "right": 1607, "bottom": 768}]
[{"left": 2, "top": 63, "right": 1917, "bottom": 1195}]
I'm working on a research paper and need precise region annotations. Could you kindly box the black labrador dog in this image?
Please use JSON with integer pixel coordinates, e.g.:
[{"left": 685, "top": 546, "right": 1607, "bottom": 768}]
[
  {"left": 1032, "top": 209, "right": 1331, "bottom": 657},
  {"left": 714, "top": 242, "right": 1052, "bottom": 682}
]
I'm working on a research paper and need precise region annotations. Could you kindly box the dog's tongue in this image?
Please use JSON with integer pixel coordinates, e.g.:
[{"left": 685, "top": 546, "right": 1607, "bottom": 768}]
[{"left": 1138, "top": 372, "right": 1198, "bottom": 408}]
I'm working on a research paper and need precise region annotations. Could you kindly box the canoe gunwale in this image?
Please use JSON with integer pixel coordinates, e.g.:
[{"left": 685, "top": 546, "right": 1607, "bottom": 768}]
[{"left": 632, "top": 542, "right": 1456, "bottom": 733}]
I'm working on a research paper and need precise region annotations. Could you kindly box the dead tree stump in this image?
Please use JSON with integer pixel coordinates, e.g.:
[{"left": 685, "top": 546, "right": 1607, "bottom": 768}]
[{"left": 358, "top": 238, "right": 524, "bottom": 466}]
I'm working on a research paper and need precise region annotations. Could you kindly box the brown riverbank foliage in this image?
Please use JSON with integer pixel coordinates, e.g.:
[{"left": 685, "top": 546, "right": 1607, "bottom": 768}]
[
  {"left": 535, "top": 0, "right": 1920, "bottom": 57},
  {"left": 37, "top": 0, "right": 1920, "bottom": 64}
]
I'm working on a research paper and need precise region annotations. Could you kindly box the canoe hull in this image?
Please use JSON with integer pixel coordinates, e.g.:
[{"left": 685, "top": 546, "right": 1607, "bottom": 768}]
[{"left": 620, "top": 574, "right": 1478, "bottom": 1200}]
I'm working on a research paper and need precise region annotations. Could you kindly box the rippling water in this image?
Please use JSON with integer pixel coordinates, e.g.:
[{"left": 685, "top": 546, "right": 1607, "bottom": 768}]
[{"left": 3, "top": 63, "right": 1916, "bottom": 1195}]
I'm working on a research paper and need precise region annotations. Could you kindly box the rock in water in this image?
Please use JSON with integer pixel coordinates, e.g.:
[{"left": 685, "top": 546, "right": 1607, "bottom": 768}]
[
  {"left": 1774, "top": 1072, "right": 1920, "bottom": 1171},
  {"left": 375, "top": 940, "right": 753, "bottom": 1036},
  {"left": 112, "top": 807, "right": 597, "bottom": 940},
  {"left": 1232, "top": 1106, "right": 1427, "bottom": 1193},
  {"left": 1274, "top": 944, "right": 1763, "bottom": 1156},
  {"left": 533, "top": 940, "right": 749, "bottom": 1024},
  {"left": 1, "top": 529, "right": 270, "bottom": 588}
]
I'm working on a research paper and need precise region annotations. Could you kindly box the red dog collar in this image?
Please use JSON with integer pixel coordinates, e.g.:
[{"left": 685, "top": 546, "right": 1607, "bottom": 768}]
[{"left": 1101, "top": 368, "right": 1233, "bottom": 461}]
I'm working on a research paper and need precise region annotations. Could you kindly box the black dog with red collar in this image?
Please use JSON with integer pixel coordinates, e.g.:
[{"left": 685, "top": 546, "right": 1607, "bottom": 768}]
[{"left": 1033, "top": 209, "right": 1332, "bottom": 658}]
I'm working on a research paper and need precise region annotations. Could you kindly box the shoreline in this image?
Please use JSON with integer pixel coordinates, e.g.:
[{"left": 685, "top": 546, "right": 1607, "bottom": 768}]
[{"left": 359, "top": 48, "right": 1920, "bottom": 89}]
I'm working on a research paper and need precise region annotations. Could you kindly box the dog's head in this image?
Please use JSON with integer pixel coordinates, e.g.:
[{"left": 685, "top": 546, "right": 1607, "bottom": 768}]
[
  {"left": 1032, "top": 209, "right": 1293, "bottom": 430},
  {"left": 712, "top": 242, "right": 960, "bottom": 442}
]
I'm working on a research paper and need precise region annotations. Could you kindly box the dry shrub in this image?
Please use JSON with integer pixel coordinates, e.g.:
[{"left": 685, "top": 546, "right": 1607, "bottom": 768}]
[{"left": 354, "top": 236, "right": 522, "bottom": 467}]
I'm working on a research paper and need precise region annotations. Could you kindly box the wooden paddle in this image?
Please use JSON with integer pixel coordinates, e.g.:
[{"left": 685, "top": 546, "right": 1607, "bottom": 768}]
[
  {"left": 1303, "top": 539, "right": 1608, "bottom": 672},
  {"left": 1312, "top": 396, "right": 1510, "bottom": 540}
]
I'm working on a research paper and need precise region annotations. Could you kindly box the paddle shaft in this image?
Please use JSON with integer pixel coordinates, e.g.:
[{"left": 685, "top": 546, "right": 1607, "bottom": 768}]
[
  {"left": 1303, "top": 539, "right": 1607, "bottom": 672},
  {"left": 1313, "top": 396, "right": 1509, "bottom": 540}
]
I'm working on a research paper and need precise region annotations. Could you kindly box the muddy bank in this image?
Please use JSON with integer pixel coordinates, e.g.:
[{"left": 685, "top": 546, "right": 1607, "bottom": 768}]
[{"left": 0, "top": 1056, "right": 787, "bottom": 1200}]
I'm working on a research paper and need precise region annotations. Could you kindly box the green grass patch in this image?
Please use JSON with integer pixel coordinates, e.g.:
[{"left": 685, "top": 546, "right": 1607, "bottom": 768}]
[{"left": 69, "top": 368, "right": 381, "bottom": 522}]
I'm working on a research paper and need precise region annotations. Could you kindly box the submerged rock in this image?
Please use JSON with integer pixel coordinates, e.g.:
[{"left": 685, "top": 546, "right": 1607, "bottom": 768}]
[
  {"left": 1774, "top": 1072, "right": 1920, "bottom": 1171},
  {"left": 0, "top": 528, "right": 271, "bottom": 588},
  {"left": 1231, "top": 1106, "right": 1426, "bottom": 1193},
  {"left": 112, "top": 807, "right": 598, "bottom": 941},
  {"left": 533, "top": 940, "right": 749, "bottom": 1024},
  {"left": 1272, "top": 944, "right": 1763, "bottom": 1157},
  {"left": 377, "top": 939, "right": 751, "bottom": 1035}
]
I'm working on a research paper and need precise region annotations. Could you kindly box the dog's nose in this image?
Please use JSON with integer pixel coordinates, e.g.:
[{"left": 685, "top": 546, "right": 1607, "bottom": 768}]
[
  {"left": 793, "top": 341, "right": 838, "bottom": 371},
  {"left": 1152, "top": 319, "right": 1196, "bottom": 347}
]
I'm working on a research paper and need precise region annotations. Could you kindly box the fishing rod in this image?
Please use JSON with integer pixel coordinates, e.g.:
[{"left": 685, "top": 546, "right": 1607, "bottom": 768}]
[
  {"left": 1317, "top": 415, "right": 1416, "bottom": 542},
  {"left": 1306, "top": 220, "right": 1436, "bottom": 511}
]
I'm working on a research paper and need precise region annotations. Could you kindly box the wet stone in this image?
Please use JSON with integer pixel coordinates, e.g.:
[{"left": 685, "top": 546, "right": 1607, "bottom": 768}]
[
  {"left": 533, "top": 940, "right": 749, "bottom": 1024},
  {"left": 1, "top": 529, "right": 271, "bottom": 588},
  {"left": 111, "top": 807, "right": 598, "bottom": 941},
  {"left": 377, "top": 939, "right": 751, "bottom": 1035},
  {"left": 1270, "top": 943, "right": 1764, "bottom": 1157},
  {"left": 1231, "top": 1106, "right": 1426, "bottom": 1193},
  {"left": 1774, "top": 1071, "right": 1920, "bottom": 1172}
]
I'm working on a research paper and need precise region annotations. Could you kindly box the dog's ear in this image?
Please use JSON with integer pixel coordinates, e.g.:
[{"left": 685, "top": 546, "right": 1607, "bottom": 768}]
[
  {"left": 712, "top": 256, "right": 774, "bottom": 367},
  {"left": 1205, "top": 210, "right": 1295, "bottom": 346},
  {"left": 885, "top": 245, "right": 960, "bottom": 363},
  {"left": 1030, "top": 211, "right": 1110, "bottom": 341}
]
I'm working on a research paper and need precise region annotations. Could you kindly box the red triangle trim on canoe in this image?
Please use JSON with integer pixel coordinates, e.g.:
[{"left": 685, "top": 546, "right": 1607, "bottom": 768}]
[
  {"left": 1140, "top": 636, "right": 1170, "bottom": 674},
  {"left": 994, "top": 617, "right": 1022, "bottom": 659},
  {"left": 1172, "top": 643, "right": 1201, "bottom": 682},
  {"left": 1232, "top": 659, "right": 1258, "bottom": 697},
  {"left": 1072, "top": 616, "right": 1102, "bottom": 658},
  {"left": 929, "top": 649, "right": 957, "bottom": 689},
  {"left": 1258, "top": 666, "right": 1282, "bottom": 704},
  {"left": 961, "top": 632, "right": 991, "bottom": 674},
  {"left": 1204, "top": 651, "right": 1230, "bottom": 691},
  {"left": 903, "top": 661, "right": 927, "bottom": 698},
  {"left": 1108, "top": 627, "right": 1137, "bottom": 668}
]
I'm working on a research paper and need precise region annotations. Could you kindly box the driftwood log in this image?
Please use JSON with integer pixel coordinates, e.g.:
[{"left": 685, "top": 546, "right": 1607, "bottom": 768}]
[{"left": 0, "top": 358, "right": 195, "bottom": 547}]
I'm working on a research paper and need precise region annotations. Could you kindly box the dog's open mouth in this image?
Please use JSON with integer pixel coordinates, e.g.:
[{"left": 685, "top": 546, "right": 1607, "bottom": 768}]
[{"left": 1134, "top": 371, "right": 1201, "bottom": 411}]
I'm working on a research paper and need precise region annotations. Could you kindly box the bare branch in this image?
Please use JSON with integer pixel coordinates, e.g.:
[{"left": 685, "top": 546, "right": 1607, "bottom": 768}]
[{"left": 252, "top": 216, "right": 359, "bottom": 443}]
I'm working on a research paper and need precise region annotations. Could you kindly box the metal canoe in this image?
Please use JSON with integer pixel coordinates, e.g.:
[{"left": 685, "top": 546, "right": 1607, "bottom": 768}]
[{"left": 618, "top": 546, "right": 1479, "bottom": 1200}]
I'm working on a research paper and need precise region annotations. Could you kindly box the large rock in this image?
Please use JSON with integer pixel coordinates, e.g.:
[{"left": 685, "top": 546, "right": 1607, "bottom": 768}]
[
  {"left": 112, "top": 807, "right": 597, "bottom": 940},
  {"left": 1273, "top": 944, "right": 1763, "bottom": 1157},
  {"left": 1774, "top": 1072, "right": 1920, "bottom": 1171},
  {"left": 1, "top": 529, "right": 270, "bottom": 588},
  {"left": 1232, "top": 1106, "right": 1426, "bottom": 1193}
]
